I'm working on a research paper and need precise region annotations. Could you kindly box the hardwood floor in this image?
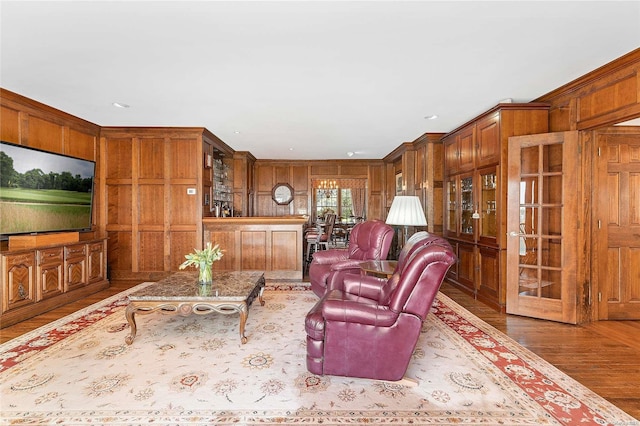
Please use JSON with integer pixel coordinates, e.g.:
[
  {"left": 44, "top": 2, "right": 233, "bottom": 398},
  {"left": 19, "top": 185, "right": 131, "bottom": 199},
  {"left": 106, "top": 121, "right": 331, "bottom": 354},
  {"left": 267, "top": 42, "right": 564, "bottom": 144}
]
[{"left": 1, "top": 280, "right": 639, "bottom": 419}]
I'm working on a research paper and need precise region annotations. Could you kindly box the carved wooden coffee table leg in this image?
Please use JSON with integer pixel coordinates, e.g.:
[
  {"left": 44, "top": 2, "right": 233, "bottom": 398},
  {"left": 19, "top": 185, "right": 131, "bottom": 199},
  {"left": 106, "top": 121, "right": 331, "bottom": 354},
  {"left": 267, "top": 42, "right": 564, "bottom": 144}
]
[
  {"left": 125, "top": 303, "right": 138, "bottom": 345},
  {"left": 239, "top": 302, "right": 249, "bottom": 344}
]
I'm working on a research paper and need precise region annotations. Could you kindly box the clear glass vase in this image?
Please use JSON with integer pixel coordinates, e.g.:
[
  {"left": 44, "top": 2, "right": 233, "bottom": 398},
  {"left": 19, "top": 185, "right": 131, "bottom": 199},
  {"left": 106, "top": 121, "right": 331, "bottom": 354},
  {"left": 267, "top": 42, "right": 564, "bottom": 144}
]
[{"left": 198, "top": 261, "right": 213, "bottom": 286}]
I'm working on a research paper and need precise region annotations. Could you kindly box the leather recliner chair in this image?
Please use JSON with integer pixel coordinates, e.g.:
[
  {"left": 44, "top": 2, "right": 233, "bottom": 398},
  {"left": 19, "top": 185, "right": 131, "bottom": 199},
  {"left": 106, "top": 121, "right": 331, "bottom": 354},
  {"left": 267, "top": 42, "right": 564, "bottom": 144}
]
[
  {"left": 308, "top": 219, "right": 394, "bottom": 297},
  {"left": 304, "top": 233, "right": 456, "bottom": 382}
]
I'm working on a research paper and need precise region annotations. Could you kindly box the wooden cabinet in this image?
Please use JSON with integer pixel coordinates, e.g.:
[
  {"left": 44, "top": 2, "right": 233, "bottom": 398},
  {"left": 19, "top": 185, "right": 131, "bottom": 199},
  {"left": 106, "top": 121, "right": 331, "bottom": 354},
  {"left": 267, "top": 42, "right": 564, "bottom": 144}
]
[
  {"left": 442, "top": 103, "right": 549, "bottom": 311},
  {"left": 1, "top": 237, "right": 108, "bottom": 328}
]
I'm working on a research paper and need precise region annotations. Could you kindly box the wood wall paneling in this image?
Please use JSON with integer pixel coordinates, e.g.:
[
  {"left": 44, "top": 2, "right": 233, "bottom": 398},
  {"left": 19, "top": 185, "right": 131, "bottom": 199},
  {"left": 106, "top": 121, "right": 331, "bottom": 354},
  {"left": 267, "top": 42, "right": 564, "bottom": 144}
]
[
  {"left": 241, "top": 231, "right": 267, "bottom": 270},
  {"left": 65, "top": 128, "right": 96, "bottom": 160},
  {"left": 0, "top": 105, "right": 20, "bottom": 143},
  {"left": 208, "top": 231, "right": 237, "bottom": 271},
  {"left": 271, "top": 231, "right": 299, "bottom": 271},
  {"left": 100, "top": 128, "right": 214, "bottom": 280},
  {"left": 535, "top": 48, "right": 640, "bottom": 131},
  {"left": 26, "top": 115, "right": 64, "bottom": 153}
]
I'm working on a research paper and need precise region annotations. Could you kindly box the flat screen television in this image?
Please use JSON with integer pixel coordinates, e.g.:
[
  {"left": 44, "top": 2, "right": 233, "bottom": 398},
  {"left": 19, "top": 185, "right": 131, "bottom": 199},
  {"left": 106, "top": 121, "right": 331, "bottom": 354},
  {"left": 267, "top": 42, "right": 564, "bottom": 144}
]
[{"left": 0, "top": 141, "right": 96, "bottom": 241}]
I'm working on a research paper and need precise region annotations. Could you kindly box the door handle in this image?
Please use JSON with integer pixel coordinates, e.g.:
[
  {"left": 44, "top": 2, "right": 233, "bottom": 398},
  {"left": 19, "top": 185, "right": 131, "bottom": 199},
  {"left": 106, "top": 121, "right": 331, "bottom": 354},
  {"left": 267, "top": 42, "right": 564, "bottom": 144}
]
[{"left": 508, "top": 231, "right": 519, "bottom": 237}]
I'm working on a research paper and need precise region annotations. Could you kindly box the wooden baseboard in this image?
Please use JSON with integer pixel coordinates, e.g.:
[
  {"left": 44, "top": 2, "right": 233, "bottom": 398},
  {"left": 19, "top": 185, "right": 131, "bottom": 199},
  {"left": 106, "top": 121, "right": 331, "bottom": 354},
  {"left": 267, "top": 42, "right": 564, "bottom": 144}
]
[{"left": 8, "top": 232, "right": 80, "bottom": 250}]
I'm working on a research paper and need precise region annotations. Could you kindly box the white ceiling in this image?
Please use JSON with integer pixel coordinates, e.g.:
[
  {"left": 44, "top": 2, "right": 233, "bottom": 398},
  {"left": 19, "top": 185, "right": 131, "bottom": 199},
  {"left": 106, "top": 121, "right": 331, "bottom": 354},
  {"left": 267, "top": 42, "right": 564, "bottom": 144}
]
[{"left": 1, "top": 1, "right": 639, "bottom": 160}]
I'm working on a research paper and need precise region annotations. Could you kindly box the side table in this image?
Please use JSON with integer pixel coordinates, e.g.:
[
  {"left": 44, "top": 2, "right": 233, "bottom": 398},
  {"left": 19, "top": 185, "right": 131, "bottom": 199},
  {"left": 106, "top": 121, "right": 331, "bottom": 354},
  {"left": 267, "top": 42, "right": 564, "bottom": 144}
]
[{"left": 359, "top": 260, "right": 398, "bottom": 278}]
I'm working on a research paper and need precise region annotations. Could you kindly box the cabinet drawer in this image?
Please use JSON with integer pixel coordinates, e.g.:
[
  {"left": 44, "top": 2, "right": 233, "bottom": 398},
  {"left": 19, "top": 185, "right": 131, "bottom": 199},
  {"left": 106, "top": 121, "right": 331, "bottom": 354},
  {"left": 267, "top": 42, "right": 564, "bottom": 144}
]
[
  {"left": 38, "top": 247, "right": 64, "bottom": 265},
  {"left": 64, "top": 244, "right": 86, "bottom": 259}
]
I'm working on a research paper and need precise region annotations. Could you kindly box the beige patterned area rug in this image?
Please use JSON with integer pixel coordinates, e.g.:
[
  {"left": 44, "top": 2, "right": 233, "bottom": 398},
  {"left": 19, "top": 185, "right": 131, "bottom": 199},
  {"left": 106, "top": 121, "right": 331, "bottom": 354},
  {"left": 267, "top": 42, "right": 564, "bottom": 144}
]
[{"left": 0, "top": 282, "right": 636, "bottom": 425}]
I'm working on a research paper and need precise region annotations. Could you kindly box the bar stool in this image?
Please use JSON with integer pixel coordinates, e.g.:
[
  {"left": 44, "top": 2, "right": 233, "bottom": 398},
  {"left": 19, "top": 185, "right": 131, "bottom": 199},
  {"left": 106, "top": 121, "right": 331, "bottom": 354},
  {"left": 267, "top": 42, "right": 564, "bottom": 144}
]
[{"left": 305, "top": 214, "right": 336, "bottom": 271}]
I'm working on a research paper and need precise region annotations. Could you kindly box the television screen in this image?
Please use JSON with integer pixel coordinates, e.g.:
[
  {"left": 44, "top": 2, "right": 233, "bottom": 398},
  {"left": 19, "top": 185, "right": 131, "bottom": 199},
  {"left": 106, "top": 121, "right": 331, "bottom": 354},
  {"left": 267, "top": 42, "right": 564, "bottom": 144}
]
[{"left": 0, "top": 141, "right": 96, "bottom": 240}]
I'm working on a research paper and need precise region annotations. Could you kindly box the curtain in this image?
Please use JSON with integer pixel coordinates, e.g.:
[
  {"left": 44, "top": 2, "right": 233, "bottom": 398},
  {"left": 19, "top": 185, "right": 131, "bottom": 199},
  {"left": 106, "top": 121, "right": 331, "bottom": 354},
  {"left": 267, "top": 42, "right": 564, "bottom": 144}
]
[{"left": 351, "top": 187, "right": 366, "bottom": 218}]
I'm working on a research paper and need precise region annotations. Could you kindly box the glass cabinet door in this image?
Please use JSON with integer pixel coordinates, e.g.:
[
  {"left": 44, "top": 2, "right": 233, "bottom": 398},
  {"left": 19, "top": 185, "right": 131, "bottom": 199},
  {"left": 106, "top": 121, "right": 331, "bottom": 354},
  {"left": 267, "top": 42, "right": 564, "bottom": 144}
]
[
  {"left": 460, "top": 175, "right": 474, "bottom": 237},
  {"left": 445, "top": 179, "right": 457, "bottom": 236},
  {"left": 479, "top": 169, "right": 497, "bottom": 242}
]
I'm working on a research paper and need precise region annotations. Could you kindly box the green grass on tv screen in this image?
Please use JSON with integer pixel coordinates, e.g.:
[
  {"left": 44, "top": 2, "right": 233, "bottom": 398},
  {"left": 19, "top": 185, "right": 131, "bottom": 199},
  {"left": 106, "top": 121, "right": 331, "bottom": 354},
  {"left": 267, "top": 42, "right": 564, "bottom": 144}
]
[{"left": 0, "top": 188, "right": 92, "bottom": 235}]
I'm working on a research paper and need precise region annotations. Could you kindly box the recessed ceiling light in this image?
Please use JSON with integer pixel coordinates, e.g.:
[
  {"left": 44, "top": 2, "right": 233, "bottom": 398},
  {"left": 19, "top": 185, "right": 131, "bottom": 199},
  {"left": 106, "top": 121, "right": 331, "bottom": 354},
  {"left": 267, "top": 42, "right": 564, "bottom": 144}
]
[
  {"left": 347, "top": 151, "right": 355, "bottom": 157},
  {"left": 234, "top": 130, "right": 241, "bottom": 134},
  {"left": 289, "top": 147, "right": 294, "bottom": 151},
  {"left": 424, "top": 114, "right": 438, "bottom": 120},
  {"left": 112, "top": 102, "right": 130, "bottom": 108}
]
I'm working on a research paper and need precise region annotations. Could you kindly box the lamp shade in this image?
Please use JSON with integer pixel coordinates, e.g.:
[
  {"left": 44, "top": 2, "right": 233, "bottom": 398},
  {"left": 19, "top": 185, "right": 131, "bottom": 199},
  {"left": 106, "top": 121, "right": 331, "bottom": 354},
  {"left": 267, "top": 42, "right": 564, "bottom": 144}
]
[{"left": 385, "top": 196, "right": 427, "bottom": 226}]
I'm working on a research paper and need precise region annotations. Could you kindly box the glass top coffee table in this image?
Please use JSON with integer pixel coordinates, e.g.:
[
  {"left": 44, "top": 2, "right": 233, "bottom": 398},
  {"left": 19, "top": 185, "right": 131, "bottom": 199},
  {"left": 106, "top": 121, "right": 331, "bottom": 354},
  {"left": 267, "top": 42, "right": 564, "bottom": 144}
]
[{"left": 125, "top": 270, "right": 265, "bottom": 345}]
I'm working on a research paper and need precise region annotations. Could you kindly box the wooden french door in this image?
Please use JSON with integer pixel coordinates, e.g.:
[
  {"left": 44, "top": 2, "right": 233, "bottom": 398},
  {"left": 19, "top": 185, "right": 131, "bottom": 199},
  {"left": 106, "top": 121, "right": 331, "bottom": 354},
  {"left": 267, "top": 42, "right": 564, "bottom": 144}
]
[
  {"left": 506, "top": 132, "right": 578, "bottom": 324},
  {"left": 596, "top": 128, "right": 640, "bottom": 320}
]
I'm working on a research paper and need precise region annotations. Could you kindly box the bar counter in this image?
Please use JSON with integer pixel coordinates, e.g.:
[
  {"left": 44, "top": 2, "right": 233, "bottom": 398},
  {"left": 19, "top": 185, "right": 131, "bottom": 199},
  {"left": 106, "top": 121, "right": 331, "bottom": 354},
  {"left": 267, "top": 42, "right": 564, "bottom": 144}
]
[{"left": 203, "top": 216, "right": 308, "bottom": 280}]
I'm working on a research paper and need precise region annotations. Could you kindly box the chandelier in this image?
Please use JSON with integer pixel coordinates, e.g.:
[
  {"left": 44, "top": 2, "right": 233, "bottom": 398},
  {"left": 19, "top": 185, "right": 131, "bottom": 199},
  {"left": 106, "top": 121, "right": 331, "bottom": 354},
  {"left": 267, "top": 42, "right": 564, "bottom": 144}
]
[{"left": 318, "top": 179, "right": 338, "bottom": 198}]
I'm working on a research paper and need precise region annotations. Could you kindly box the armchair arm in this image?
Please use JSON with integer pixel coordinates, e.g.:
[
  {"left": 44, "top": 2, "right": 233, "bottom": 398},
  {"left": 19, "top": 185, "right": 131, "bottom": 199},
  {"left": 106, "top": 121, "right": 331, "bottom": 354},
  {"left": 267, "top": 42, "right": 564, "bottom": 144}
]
[
  {"left": 341, "top": 273, "right": 387, "bottom": 302},
  {"left": 330, "top": 258, "right": 364, "bottom": 272},
  {"left": 321, "top": 294, "right": 397, "bottom": 327},
  {"left": 311, "top": 248, "right": 349, "bottom": 265}
]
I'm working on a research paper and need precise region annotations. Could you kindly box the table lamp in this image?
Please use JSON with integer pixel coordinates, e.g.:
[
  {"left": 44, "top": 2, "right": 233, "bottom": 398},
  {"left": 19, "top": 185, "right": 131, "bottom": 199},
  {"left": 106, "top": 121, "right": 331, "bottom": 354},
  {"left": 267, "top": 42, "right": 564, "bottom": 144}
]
[{"left": 385, "top": 196, "right": 427, "bottom": 246}]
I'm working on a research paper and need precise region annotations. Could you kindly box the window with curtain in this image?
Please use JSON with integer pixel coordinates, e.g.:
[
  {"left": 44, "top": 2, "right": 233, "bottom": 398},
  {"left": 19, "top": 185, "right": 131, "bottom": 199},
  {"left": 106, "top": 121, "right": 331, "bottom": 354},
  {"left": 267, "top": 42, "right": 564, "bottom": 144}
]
[{"left": 312, "top": 179, "right": 366, "bottom": 221}]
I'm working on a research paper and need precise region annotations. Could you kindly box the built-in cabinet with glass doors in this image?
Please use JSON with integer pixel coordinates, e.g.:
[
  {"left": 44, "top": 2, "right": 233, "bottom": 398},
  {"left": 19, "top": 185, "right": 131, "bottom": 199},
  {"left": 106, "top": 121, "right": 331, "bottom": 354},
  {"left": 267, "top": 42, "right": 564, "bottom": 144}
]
[{"left": 443, "top": 104, "right": 549, "bottom": 311}]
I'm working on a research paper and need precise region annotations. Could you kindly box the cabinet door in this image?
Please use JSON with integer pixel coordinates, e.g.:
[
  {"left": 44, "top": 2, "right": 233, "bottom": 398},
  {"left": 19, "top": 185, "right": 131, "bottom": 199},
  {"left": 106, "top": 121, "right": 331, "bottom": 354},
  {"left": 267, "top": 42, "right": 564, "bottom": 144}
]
[
  {"left": 65, "top": 244, "right": 87, "bottom": 291},
  {"left": 37, "top": 247, "right": 64, "bottom": 300},
  {"left": 457, "top": 242, "right": 476, "bottom": 293},
  {"left": 87, "top": 241, "right": 106, "bottom": 283},
  {"left": 458, "top": 125, "right": 476, "bottom": 172},
  {"left": 444, "top": 135, "right": 459, "bottom": 174},
  {"left": 476, "top": 113, "right": 500, "bottom": 167},
  {"left": 2, "top": 252, "right": 35, "bottom": 312},
  {"left": 478, "top": 167, "right": 498, "bottom": 246},
  {"left": 459, "top": 173, "right": 475, "bottom": 241},
  {"left": 476, "top": 246, "right": 500, "bottom": 303},
  {"left": 444, "top": 177, "right": 457, "bottom": 238}
]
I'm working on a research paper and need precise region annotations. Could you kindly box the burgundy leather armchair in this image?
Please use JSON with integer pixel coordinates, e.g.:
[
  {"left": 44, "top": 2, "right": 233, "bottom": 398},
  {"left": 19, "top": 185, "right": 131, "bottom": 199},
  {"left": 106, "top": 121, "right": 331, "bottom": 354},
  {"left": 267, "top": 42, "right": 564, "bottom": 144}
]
[
  {"left": 305, "top": 234, "right": 456, "bottom": 382},
  {"left": 308, "top": 219, "right": 394, "bottom": 297}
]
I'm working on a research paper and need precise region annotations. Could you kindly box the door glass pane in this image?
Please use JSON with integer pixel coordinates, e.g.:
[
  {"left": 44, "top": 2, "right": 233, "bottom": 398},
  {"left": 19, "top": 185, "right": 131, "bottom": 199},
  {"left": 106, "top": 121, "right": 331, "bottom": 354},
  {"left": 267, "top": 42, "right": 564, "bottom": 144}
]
[
  {"left": 541, "top": 237, "right": 562, "bottom": 268},
  {"left": 521, "top": 146, "right": 539, "bottom": 174},
  {"left": 543, "top": 175, "right": 563, "bottom": 204},
  {"left": 519, "top": 266, "right": 538, "bottom": 292},
  {"left": 520, "top": 207, "right": 538, "bottom": 235},
  {"left": 461, "top": 176, "right": 473, "bottom": 234},
  {"left": 540, "top": 269, "right": 562, "bottom": 300},
  {"left": 480, "top": 171, "right": 497, "bottom": 238},
  {"left": 543, "top": 143, "right": 563, "bottom": 173},
  {"left": 542, "top": 207, "right": 562, "bottom": 236},
  {"left": 520, "top": 177, "right": 538, "bottom": 204}
]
